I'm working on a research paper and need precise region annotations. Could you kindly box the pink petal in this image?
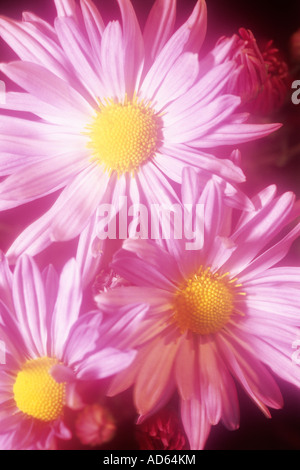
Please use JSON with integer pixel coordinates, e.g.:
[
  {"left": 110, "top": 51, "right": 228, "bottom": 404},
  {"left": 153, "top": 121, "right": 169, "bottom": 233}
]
[
  {"left": 140, "top": 21, "right": 193, "bottom": 100},
  {"left": 22, "top": 12, "right": 57, "bottom": 41},
  {"left": 100, "top": 21, "right": 125, "bottom": 101},
  {"left": 193, "top": 121, "right": 282, "bottom": 147},
  {"left": 160, "top": 144, "right": 245, "bottom": 183},
  {"left": 134, "top": 334, "right": 178, "bottom": 415},
  {"left": 41, "top": 264, "right": 59, "bottom": 323},
  {"left": 116, "top": 0, "right": 144, "bottom": 93},
  {"left": 180, "top": 0, "right": 207, "bottom": 54},
  {"left": 217, "top": 332, "right": 283, "bottom": 416},
  {"left": 224, "top": 192, "right": 297, "bottom": 277},
  {"left": 164, "top": 95, "right": 241, "bottom": 143},
  {"left": 12, "top": 255, "right": 47, "bottom": 357},
  {"left": 0, "top": 61, "right": 92, "bottom": 117},
  {"left": 197, "top": 339, "right": 222, "bottom": 425},
  {"left": 0, "top": 252, "right": 13, "bottom": 312},
  {"left": 175, "top": 335, "right": 197, "bottom": 400},
  {"left": 0, "top": 16, "right": 69, "bottom": 80},
  {"left": 55, "top": 16, "right": 105, "bottom": 98},
  {"left": 62, "top": 310, "right": 103, "bottom": 365},
  {"left": 80, "top": 0, "right": 105, "bottom": 57},
  {"left": 0, "top": 91, "right": 86, "bottom": 128},
  {"left": 163, "top": 61, "right": 237, "bottom": 124},
  {"left": 143, "top": 0, "right": 176, "bottom": 63},
  {"left": 76, "top": 347, "right": 137, "bottom": 380},
  {"left": 238, "top": 222, "right": 300, "bottom": 282},
  {"left": 50, "top": 258, "right": 82, "bottom": 358},
  {"left": 6, "top": 199, "right": 64, "bottom": 263},
  {"left": 76, "top": 211, "right": 103, "bottom": 288},
  {"left": 50, "top": 164, "right": 109, "bottom": 242},
  {"left": 112, "top": 242, "right": 178, "bottom": 290},
  {"left": 153, "top": 52, "right": 199, "bottom": 110},
  {"left": 96, "top": 286, "right": 173, "bottom": 315},
  {"left": 95, "top": 303, "right": 149, "bottom": 351},
  {"left": 54, "top": 0, "right": 78, "bottom": 18},
  {"left": 50, "top": 364, "right": 75, "bottom": 383},
  {"left": 180, "top": 398, "right": 211, "bottom": 450},
  {"left": 0, "top": 150, "right": 88, "bottom": 202}
]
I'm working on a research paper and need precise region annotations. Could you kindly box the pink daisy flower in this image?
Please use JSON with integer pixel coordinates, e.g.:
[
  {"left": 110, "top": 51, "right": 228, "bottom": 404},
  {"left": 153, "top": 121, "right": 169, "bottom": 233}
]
[
  {"left": 0, "top": 0, "right": 280, "bottom": 262},
  {"left": 96, "top": 168, "right": 300, "bottom": 450},
  {"left": 0, "top": 253, "right": 145, "bottom": 449}
]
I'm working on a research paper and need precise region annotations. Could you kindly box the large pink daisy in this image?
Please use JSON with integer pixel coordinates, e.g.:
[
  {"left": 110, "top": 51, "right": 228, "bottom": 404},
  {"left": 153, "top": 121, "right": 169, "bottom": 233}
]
[
  {"left": 96, "top": 168, "right": 300, "bottom": 450},
  {"left": 0, "top": 0, "right": 280, "bottom": 262},
  {"left": 0, "top": 253, "right": 145, "bottom": 449}
]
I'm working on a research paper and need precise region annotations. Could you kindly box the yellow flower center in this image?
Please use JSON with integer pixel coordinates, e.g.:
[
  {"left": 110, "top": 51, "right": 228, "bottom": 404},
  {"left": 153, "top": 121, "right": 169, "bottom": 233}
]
[
  {"left": 13, "top": 357, "right": 66, "bottom": 422},
  {"left": 173, "top": 267, "right": 243, "bottom": 335},
  {"left": 87, "top": 95, "right": 161, "bottom": 175}
]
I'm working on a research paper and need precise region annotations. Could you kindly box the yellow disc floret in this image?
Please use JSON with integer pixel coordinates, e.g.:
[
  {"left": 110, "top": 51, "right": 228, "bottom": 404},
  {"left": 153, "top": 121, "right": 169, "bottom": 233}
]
[
  {"left": 13, "top": 357, "right": 66, "bottom": 422},
  {"left": 173, "top": 267, "right": 242, "bottom": 335},
  {"left": 87, "top": 95, "right": 161, "bottom": 175}
]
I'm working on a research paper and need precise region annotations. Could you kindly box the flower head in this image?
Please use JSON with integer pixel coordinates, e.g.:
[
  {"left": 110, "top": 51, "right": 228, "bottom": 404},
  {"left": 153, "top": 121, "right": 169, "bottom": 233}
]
[
  {"left": 0, "top": 0, "right": 280, "bottom": 261},
  {"left": 96, "top": 168, "right": 300, "bottom": 450},
  {"left": 217, "top": 28, "right": 290, "bottom": 115},
  {"left": 75, "top": 403, "right": 116, "bottom": 447},
  {"left": 0, "top": 254, "right": 144, "bottom": 449},
  {"left": 135, "top": 407, "right": 188, "bottom": 450}
]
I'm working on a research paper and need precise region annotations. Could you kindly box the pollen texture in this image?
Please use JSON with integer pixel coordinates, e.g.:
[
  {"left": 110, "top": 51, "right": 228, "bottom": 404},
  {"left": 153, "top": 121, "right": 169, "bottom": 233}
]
[
  {"left": 87, "top": 96, "right": 161, "bottom": 175},
  {"left": 173, "top": 267, "right": 238, "bottom": 335},
  {"left": 13, "top": 357, "right": 66, "bottom": 422}
]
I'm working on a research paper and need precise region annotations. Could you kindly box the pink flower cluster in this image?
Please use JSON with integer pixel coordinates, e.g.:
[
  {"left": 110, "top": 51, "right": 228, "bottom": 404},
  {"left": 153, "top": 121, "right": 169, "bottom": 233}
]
[{"left": 0, "top": 0, "right": 299, "bottom": 451}]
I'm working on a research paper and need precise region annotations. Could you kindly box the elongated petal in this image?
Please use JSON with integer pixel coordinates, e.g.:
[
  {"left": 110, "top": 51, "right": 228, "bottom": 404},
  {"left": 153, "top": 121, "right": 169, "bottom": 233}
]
[
  {"left": 51, "top": 258, "right": 82, "bottom": 358},
  {"left": 12, "top": 255, "right": 47, "bottom": 357},
  {"left": 100, "top": 21, "right": 125, "bottom": 101},
  {"left": 0, "top": 61, "right": 92, "bottom": 117},
  {"left": 143, "top": 0, "right": 176, "bottom": 63},
  {"left": 55, "top": 16, "right": 105, "bottom": 98},
  {"left": 116, "top": 0, "right": 144, "bottom": 93},
  {"left": 134, "top": 334, "right": 179, "bottom": 415},
  {"left": 181, "top": 0, "right": 207, "bottom": 54},
  {"left": 193, "top": 121, "right": 282, "bottom": 147},
  {"left": 80, "top": 0, "right": 105, "bottom": 59},
  {"left": 164, "top": 95, "right": 241, "bottom": 143},
  {"left": 153, "top": 52, "right": 199, "bottom": 110},
  {"left": 76, "top": 347, "right": 137, "bottom": 380},
  {"left": 0, "top": 16, "right": 69, "bottom": 79},
  {"left": 181, "top": 398, "right": 211, "bottom": 450},
  {"left": 50, "top": 164, "right": 109, "bottom": 242},
  {"left": 0, "top": 151, "right": 88, "bottom": 202}
]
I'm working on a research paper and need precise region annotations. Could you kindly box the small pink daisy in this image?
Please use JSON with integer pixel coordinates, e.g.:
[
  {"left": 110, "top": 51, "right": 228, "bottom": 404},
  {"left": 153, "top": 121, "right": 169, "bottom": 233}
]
[
  {"left": 0, "top": 253, "right": 145, "bottom": 449},
  {"left": 96, "top": 168, "right": 300, "bottom": 450},
  {"left": 0, "top": 0, "right": 280, "bottom": 261}
]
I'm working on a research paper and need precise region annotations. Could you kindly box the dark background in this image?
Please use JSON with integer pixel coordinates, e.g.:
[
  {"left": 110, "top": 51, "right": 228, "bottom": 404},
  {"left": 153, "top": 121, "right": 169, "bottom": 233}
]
[{"left": 0, "top": 0, "right": 300, "bottom": 451}]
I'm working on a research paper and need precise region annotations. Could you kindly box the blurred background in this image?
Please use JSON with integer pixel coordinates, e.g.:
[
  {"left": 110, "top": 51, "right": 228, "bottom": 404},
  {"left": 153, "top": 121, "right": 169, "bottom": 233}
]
[{"left": 0, "top": 0, "right": 299, "bottom": 451}]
